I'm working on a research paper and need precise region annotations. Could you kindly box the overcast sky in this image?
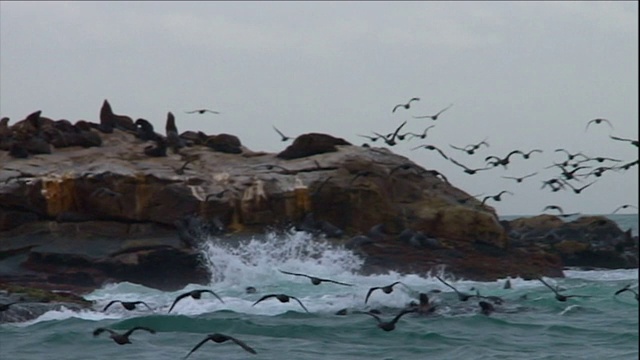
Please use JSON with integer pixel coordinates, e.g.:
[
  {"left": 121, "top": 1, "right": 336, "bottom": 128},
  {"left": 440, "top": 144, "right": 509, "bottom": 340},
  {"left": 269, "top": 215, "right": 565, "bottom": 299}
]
[{"left": 1, "top": 1, "right": 638, "bottom": 216}]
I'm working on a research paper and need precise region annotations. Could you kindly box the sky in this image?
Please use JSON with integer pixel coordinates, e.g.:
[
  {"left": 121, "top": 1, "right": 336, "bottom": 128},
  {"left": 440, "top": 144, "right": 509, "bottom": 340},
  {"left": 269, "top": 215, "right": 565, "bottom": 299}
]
[{"left": 1, "top": 1, "right": 638, "bottom": 216}]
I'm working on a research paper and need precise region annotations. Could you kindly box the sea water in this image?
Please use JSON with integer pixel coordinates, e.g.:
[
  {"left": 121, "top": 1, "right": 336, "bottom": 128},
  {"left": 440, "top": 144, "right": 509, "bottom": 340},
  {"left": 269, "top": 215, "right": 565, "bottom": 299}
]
[{"left": 0, "top": 215, "right": 637, "bottom": 360}]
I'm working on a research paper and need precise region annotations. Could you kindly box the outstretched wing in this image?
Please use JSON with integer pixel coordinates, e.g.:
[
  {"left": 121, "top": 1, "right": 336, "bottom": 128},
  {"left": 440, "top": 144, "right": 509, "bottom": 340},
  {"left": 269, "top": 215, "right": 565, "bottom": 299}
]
[
  {"left": 203, "top": 290, "right": 225, "bottom": 304},
  {"left": 135, "top": 301, "right": 153, "bottom": 311},
  {"left": 125, "top": 326, "right": 156, "bottom": 337},
  {"left": 92, "top": 327, "right": 115, "bottom": 337},
  {"left": 226, "top": 335, "right": 257, "bottom": 354},
  {"left": 168, "top": 292, "right": 191, "bottom": 313},
  {"left": 279, "top": 269, "right": 308, "bottom": 278},
  {"left": 184, "top": 336, "right": 212, "bottom": 359},
  {"left": 391, "top": 308, "right": 417, "bottom": 324},
  {"left": 615, "top": 284, "right": 631, "bottom": 296},
  {"left": 289, "top": 296, "right": 309, "bottom": 313},
  {"left": 323, "top": 278, "right": 354, "bottom": 287},
  {"left": 537, "top": 278, "right": 559, "bottom": 295},
  {"left": 102, "top": 300, "right": 120, "bottom": 312},
  {"left": 364, "top": 287, "right": 379, "bottom": 304},
  {"left": 252, "top": 294, "right": 277, "bottom": 306}
]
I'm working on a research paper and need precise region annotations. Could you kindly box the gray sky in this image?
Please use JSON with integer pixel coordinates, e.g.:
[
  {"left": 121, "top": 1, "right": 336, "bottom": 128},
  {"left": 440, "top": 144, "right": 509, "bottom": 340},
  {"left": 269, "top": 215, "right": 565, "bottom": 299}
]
[{"left": 1, "top": 1, "right": 638, "bottom": 216}]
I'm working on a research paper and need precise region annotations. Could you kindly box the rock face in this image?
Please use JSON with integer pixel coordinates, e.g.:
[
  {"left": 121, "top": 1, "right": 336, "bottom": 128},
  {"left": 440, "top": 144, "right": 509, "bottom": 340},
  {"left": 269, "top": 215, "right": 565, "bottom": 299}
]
[{"left": 0, "top": 107, "right": 636, "bottom": 295}]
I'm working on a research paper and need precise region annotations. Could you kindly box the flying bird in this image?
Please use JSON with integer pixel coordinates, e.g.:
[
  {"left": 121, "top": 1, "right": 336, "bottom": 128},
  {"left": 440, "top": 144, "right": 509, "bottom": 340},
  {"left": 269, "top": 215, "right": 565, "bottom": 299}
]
[
  {"left": 501, "top": 172, "right": 538, "bottom": 183},
  {"left": 585, "top": 118, "right": 613, "bottom": 131},
  {"left": 449, "top": 138, "right": 490, "bottom": 155},
  {"left": 392, "top": 97, "right": 420, "bottom": 113},
  {"left": 279, "top": 269, "right": 353, "bottom": 286},
  {"left": 93, "top": 326, "right": 156, "bottom": 345},
  {"left": 184, "top": 333, "right": 257, "bottom": 358},
  {"left": 411, "top": 144, "right": 449, "bottom": 160},
  {"left": 252, "top": 293, "right": 309, "bottom": 313},
  {"left": 102, "top": 300, "right": 153, "bottom": 312},
  {"left": 609, "top": 135, "right": 639, "bottom": 147},
  {"left": 358, "top": 308, "right": 417, "bottom": 331},
  {"left": 412, "top": 103, "right": 453, "bottom": 120},
  {"left": 537, "top": 277, "right": 591, "bottom": 302},
  {"left": 273, "top": 126, "right": 292, "bottom": 142},
  {"left": 611, "top": 204, "right": 638, "bottom": 214},
  {"left": 481, "top": 190, "right": 514, "bottom": 205},
  {"left": 519, "top": 149, "right": 543, "bottom": 159},
  {"left": 404, "top": 125, "right": 436, "bottom": 140},
  {"left": 168, "top": 289, "right": 225, "bottom": 313},
  {"left": 185, "top": 109, "right": 220, "bottom": 115},
  {"left": 485, "top": 150, "right": 523, "bottom": 168},
  {"left": 449, "top": 157, "right": 491, "bottom": 175},
  {"left": 375, "top": 121, "right": 407, "bottom": 146},
  {"left": 561, "top": 179, "right": 597, "bottom": 194},
  {"left": 365, "top": 281, "right": 406, "bottom": 304},
  {"left": 435, "top": 275, "right": 477, "bottom": 301},
  {"left": 614, "top": 284, "right": 639, "bottom": 301}
]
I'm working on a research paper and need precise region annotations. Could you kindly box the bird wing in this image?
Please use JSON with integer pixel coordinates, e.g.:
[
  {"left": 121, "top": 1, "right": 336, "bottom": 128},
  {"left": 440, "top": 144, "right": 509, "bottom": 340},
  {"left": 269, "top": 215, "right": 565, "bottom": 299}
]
[
  {"left": 290, "top": 296, "right": 309, "bottom": 313},
  {"left": 227, "top": 335, "right": 258, "bottom": 354},
  {"left": 392, "top": 104, "right": 402, "bottom": 113},
  {"left": 102, "top": 300, "right": 120, "bottom": 311},
  {"left": 614, "top": 284, "right": 631, "bottom": 296},
  {"left": 203, "top": 290, "right": 225, "bottom": 304},
  {"left": 360, "top": 311, "right": 382, "bottom": 323},
  {"left": 184, "top": 336, "right": 212, "bottom": 359},
  {"left": 365, "top": 287, "right": 379, "bottom": 304},
  {"left": 449, "top": 144, "right": 467, "bottom": 151},
  {"left": 279, "top": 269, "right": 308, "bottom": 278},
  {"left": 324, "top": 278, "right": 354, "bottom": 286},
  {"left": 391, "top": 308, "right": 417, "bottom": 324},
  {"left": 434, "top": 104, "right": 453, "bottom": 117},
  {"left": 92, "top": 327, "right": 113, "bottom": 337},
  {"left": 125, "top": 326, "right": 156, "bottom": 337},
  {"left": 252, "top": 294, "right": 277, "bottom": 306},
  {"left": 435, "top": 275, "right": 458, "bottom": 293},
  {"left": 273, "top": 126, "right": 287, "bottom": 138},
  {"left": 537, "top": 278, "right": 559, "bottom": 294},
  {"left": 168, "top": 292, "right": 190, "bottom": 313},
  {"left": 434, "top": 147, "right": 449, "bottom": 160},
  {"left": 185, "top": 110, "right": 198, "bottom": 114},
  {"left": 412, "top": 115, "right": 432, "bottom": 119},
  {"left": 136, "top": 301, "right": 153, "bottom": 311}
]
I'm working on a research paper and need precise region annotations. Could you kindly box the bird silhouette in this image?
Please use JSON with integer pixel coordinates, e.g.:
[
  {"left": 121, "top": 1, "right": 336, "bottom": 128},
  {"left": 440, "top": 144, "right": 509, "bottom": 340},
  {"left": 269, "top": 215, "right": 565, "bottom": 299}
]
[
  {"left": 184, "top": 333, "right": 257, "bottom": 359},
  {"left": 358, "top": 134, "right": 383, "bottom": 142},
  {"left": 585, "top": 118, "right": 613, "bottom": 131},
  {"left": 609, "top": 135, "right": 639, "bottom": 147},
  {"left": 485, "top": 150, "right": 523, "bottom": 168},
  {"left": 279, "top": 269, "right": 353, "bottom": 286},
  {"left": 449, "top": 138, "right": 489, "bottom": 155},
  {"left": 185, "top": 109, "right": 220, "bottom": 114},
  {"left": 543, "top": 205, "right": 565, "bottom": 214},
  {"left": 405, "top": 125, "right": 436, "bottom": 140},
  {"left": 537, "top": 277, "right": 591, "bottom": 302},
  {"left": 435, "top": 275, "right": 478, "bottom": 301},
  {"left": 365, "top": 281, "right": 406, "bottom": 304},
  {"left": 392, "top": 97, "right": 420, "bottom": 113},
  {"left": 358, "top": 308, "right": 417, "bottom": 331},
  {"left": 611, "top": 204, "right": 638, "bottom": 214},
  {"left": 501, "top": 172, "right": 538, "bottom": 183},
  {"left": 412, "top": 104, "right": 453, "bottom": 120},
  {"left": 252, "top": 294, "right": 309, "bottom": 313},
  {"left": 411, "top": 144, "right": 449, "bottom": 160},
  {"left": 519, "top": 149, "right": 543, "bottom": 159},
  {"left": 449, "top": 157, "right": 491, "bottom": 175},
  {"left": 481, "top": 190, "right": 514, "bottom": 205},
  {"left": 102, "top": 300, "right": 152, "bottom": 312},
  {"left": 374, "top": 121, "right": 407, "bottom": 146},
  {"left": 168, "top": 289, "right": 224, "bottom": 313},
  {"left": 561, "top": 179, "right": 597, "bottom": 194},
  {"left": 614, "top": 284, "right": 639, "bottom": 301},
  {"left": 273, "top": 126, "right": 292, "bottom": 141},
  {"left": 93, "top": 326, "right": 156, "bottom": 345}
]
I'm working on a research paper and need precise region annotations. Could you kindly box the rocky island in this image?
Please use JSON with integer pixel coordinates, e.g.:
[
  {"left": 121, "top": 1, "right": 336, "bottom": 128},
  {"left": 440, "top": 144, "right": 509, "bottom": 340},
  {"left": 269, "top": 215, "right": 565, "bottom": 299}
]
[{"left": 1, "top": 101, "right": 637, "bottom": 311}]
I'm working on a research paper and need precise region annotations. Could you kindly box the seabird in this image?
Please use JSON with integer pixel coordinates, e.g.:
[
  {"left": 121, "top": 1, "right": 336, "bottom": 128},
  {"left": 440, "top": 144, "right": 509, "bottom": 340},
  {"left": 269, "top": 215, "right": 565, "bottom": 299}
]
[
  {"left": 375, "top": 121, "right": 407, "bottom": 146},
  {"left": 519, "top": 149, "right": 543, "bottom": 159},
  {"left": 449, "top": 157, "right": 491, "bottom": 175},
  {"left": 358, "top": 308, "right": 417, "bottom": 331},
  {"left": 585, "top": 118, "right": 613, "bottom": 131},
  {"left": 184, "top": 333, "right": 256, "bottom": 359},
  {"left": 412, "top": 103, "right": 453, "bottom": 120},
  {"left": 614, "top": 284, "right": 639, "bottom": 301},
  {"left": 612, "top": 204, "right": 638, "bottom": 214},
  {"left": 543, "top": 205, "right": 565, "bottom": 214},
  {"left": 273, "top": 126, "right": 292, "bottom": 142},
  {"left": 252, "top": 294, "right": 309, "bottom": 313},
  {"left": 554, "top": 149, "right": 588, "bottom": 161},
  {"left": 392, "top": 97, "right": 420, "bottom": 113},
  {"left": 358, "top": 134, "right": 383, "bottom": 142},
  {"left": 435, "top": 275, "right": 477, "bottom": 301},
  {"left": 185, "top": 109, "right": 220, "bottom": 114},
  {"left": 501, "top": 172, "right": 538, "bottom": 183},
  {"left": 168, "top": 289, "right": 225, "bottom": 313},
  {"left": 405, "top": 125, "right": 436, "bottom": 140},
  {"left": 92, "top": 326, "right": 156, "bottom": 345},
  {"left": 537, "top": 277, "right": 591, "bottom": 302},
  {"left": 481, "top": 191, "right": 514, "bottom": 206},
  {"left": 279, "top": 270, "right": 353, "bottom": 286},
  {"left": 561, "top": 179, "right": 596, "bottom": 194},
  {"left": 609, "top": 135, "right": 639, "bottom": 147},
  {"left": 364, "top": 281, "right": 406, "bottom": 304},
  {"left": 485, "top": 150, "right": 523, "bottom": 168},
  {"left": 411, "top": 144, "right": 449, "bottom": 160},
  {"left": 102, "top": 300, "right": 153, "bottom": 312}
]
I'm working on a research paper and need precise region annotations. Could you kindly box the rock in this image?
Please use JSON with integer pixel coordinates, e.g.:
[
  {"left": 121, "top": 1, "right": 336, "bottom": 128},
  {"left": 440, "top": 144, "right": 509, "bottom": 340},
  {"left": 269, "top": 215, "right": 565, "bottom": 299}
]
[
  {"left": 277, "top": 133, "right": 351, "bottom": 159},
  {"left": 204, "top": 133, "right": 243, "bottom": 154}
]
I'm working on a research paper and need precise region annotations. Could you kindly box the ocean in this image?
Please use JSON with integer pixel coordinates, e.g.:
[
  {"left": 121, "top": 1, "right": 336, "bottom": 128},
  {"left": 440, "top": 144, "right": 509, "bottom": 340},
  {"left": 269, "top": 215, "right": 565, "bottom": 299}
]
[{"left": 0, "top": 214, "right": 638, "bottom": 360}]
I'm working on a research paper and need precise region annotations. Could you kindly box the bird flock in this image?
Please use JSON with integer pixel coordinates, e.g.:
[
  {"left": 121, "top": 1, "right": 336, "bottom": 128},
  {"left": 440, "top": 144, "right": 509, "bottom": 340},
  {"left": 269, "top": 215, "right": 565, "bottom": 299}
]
[{"left": 3, "top": 269, "right": 626, "bottom": 358}]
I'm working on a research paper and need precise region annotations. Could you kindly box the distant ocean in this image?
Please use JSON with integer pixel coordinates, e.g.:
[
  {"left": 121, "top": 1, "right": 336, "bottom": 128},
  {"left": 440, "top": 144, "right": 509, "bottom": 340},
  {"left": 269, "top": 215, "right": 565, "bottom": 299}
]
[{"left": 1, "top": 214, "right": 638, "bottom": 360}]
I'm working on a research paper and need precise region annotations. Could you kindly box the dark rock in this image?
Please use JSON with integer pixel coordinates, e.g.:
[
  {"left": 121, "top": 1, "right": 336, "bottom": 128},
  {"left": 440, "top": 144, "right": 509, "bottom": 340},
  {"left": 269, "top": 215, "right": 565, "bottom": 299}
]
[
  {"left": 204, "top": 133, "right": 242, "bottom": 154},
  {"left": 277, "top": 133, "right": 351, "bottom": 159}
]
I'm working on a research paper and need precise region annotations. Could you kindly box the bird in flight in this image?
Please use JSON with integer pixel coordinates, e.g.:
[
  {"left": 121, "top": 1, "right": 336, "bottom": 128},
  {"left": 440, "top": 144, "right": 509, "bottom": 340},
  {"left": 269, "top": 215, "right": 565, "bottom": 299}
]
[
  {"left": 449, "top": 138, "right": 490, "bottom": 155},
  {"left": 404, "top": 125, "right": 436, "bottom": 140},
  {"left": 481, "top": 190, "right": 514, "bottom": 206},
  {"left": 184, "top": 333, "right": 257, "bottom": 359},
  {"left": 501, "top": 172, "right": 538, "bottom": 183},
  {"left": 102, "top": 300, "right": 153, "bottom": 312},
  {"left": 585, "top": 118, "right": 613, "bottom": 131},
  {"left": 537, "top": 277, "right": 591, "bottom": 302},
  {"left": 609, "top": 135, "right": 639, "bottom": 147},
  {"left": 273, "top": 126, "right": 292, "bottom": 141},
  {"left": 358, "top": 308, "right": 417, "bottom": 332},
  {"left": 168, "top": 289, "right": 225, "bottom": 313},
  {"left": 614, "top": 284, "right": 639, "bottom": 301},
  {"left": 411, "top": 144, "right": 449, "bottom": 160},
  {"left": 374, "top": 121, "right": 407, "bottom": 146},
  {"left": 252, "top": 293, "right": 309, "bottom": 313},
  {"left": 392, "top": 97, "right": 420, "bottom": 113},
  {"left": 449, "top": 157, "right": 491, "bottom": 175},
  {"left": 435, "top": 275, "right": 478, "bottom": 301},
  {"left": 365, "top": 281, "right": 407, "bottom": 304},
  {"left": 93, "top": 326, "right": 156, "bottom": 345},
  {"left": 185, "top": 109, "right": 220, "bottom": 114},
  {"left": 412, "top": 104, "right": 453, "bottom": 120},
  {"left": 279, "top": 270, "right": 353, "bottom": 286},
  {"left": 611, "top": 204, "right": 638, "bottom": 214}
]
